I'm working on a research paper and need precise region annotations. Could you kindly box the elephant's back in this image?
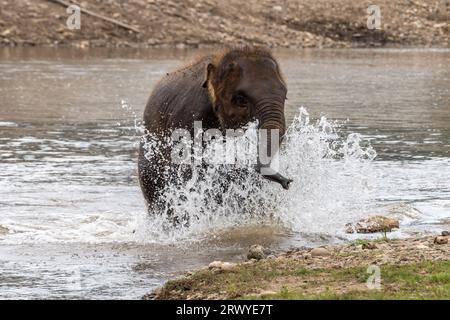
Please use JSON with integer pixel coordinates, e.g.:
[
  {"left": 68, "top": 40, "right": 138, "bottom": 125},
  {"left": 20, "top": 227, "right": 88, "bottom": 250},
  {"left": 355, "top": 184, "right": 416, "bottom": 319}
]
[{"left": 144, "top": 56, "right": 213, "bottom": 133}]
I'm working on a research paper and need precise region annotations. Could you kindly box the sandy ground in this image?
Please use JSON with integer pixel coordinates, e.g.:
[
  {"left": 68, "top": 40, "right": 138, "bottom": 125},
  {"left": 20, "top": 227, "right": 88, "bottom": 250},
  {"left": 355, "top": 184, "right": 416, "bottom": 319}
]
[{"left": 0, "top": 0, "right": 449, "bottom": 48}]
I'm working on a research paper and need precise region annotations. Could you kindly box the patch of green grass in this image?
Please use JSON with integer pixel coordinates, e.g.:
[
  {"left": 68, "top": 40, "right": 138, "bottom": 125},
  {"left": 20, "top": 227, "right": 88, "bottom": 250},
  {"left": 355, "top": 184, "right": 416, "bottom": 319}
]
[
  {"left": 279, "top": 286, "right": 290, "bottom": 298},
  {"left": 255, "top": 260, "right": 450, "bottom": 300},
  {"left": 293, "top": 267, "right": 323, "bottom": 276},
  {"left": 428, "top": 273, "right": 450, "bottom": 284},
  {"left": 158, "top": 258, "right": 450, "bottom": 300},
  {"left": 333, "top": 266, "right": 368, "bottom": 283}
]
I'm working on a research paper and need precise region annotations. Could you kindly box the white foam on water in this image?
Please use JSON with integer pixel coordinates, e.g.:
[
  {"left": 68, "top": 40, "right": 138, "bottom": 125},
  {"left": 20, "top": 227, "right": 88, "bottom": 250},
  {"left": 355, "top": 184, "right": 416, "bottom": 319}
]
[
  {"left": 0, "top": 106, "right": 379, "bottom": 246},
  {"left": 134, "top": 107, "right": 378, "bottom": 244},
  {"left": 0, "top": 121, "right": 18, "bottom": 127}
]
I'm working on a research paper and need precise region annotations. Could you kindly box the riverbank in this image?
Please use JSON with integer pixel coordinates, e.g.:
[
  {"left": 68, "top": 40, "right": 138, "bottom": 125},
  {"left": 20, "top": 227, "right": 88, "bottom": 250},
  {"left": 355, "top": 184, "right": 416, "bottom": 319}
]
[
  {"left": 1, "top": 0, "right": 448, "bottom": 48},
  {"left": 146, "top": 234, "right": 450, "bottom": 300}
]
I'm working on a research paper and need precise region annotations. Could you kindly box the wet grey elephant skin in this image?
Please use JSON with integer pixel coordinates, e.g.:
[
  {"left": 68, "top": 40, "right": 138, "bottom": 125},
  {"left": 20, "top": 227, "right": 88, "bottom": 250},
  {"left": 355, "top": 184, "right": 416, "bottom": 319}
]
[{"left": 138, "top": 46, "right": 292, "bottom": 208}]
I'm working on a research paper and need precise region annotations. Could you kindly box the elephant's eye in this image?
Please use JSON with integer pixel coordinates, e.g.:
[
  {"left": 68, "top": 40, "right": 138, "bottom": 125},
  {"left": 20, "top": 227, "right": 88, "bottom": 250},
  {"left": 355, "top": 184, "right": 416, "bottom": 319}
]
[{"left": 232, "top": 94, "right": 248, "bottom": 107}]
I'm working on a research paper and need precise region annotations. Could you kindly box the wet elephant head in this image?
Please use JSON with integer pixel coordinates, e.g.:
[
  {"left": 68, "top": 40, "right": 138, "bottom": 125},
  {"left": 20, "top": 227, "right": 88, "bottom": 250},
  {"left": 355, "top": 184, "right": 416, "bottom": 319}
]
[{"left": 202, "top": 48, "right": 292, "bottom": 189}]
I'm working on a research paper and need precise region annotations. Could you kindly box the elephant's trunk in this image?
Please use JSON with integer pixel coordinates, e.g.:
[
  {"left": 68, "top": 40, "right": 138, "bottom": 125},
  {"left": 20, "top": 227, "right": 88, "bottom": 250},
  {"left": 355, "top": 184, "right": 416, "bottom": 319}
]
[{"left": 255, "top": 98, "right": 292, "bottom": 190}]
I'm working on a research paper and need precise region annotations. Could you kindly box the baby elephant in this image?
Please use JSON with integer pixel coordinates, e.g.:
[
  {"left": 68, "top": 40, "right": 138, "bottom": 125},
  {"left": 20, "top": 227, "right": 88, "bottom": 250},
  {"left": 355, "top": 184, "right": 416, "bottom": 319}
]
[{"left": 138, "top": 46, "right": 292, "bottom": 208}]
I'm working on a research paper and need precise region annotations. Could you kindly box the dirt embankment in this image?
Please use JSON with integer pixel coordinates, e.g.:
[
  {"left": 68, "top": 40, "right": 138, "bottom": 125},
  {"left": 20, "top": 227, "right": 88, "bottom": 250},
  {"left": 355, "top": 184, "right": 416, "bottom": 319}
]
[
  {"left": 0, "top": 0, "right": 449, "bottom": 48},
  {"left": 146, "top": 234, "right": 450, "bottom": 300}
]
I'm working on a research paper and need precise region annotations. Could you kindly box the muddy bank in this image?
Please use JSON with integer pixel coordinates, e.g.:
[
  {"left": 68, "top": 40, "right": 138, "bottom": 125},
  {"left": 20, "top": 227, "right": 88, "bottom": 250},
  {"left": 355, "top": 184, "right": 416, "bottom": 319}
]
[
  {"left": 0, "top": 0, "right": 449, "bottom": 48},
  {"left": 146, "top": 234, "right": 450, "bottom": 300}
]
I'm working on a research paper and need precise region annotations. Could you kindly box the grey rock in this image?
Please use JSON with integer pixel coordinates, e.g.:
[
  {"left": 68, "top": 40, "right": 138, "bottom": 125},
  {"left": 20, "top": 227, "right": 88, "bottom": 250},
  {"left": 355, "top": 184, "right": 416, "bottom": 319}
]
[
  {"left": 247, "top": 245, "right": 267, "bottom": 260},
  {"left": 362, "top": 243, "right": 377, "bottom": 250},
  {"left": 354, "top": 215, "right": 400, "bottom": 233},
  {"left": 345, "top": 223, "right": 355, "bottom": 234},
  {"left": 310, "top": 247, "right": 331, "bottom": 257},
  {"left": 0, "top": 225, "right": 9, "bottom": 235},
  {"left": 434, "top": 236, "right": 448, "bottom": 245},
  {"left": 208, "top": 261, "right": 237, "bottom": 271},
  {"left": 272, "top": 5, "right": 283, "bottom": 12}
]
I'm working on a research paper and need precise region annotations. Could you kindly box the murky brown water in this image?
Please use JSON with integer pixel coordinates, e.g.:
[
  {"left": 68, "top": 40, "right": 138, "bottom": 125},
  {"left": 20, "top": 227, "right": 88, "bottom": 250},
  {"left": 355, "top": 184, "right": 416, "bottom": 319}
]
[{"left": 0, "top": 47, "right": 449, "bottom": 299}]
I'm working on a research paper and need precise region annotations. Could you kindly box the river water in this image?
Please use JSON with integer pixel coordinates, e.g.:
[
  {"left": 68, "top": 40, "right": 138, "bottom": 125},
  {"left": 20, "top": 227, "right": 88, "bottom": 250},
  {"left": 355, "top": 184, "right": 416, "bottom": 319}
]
[{"left": 0, "top": 48, "right": 449, "bottom": 299}]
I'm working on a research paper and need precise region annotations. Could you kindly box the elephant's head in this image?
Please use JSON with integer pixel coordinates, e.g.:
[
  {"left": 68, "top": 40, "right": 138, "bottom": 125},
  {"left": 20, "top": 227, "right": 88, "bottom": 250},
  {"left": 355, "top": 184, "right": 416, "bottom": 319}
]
[{"left": 203, "top": 48, "right": 292, "bottom": 189}]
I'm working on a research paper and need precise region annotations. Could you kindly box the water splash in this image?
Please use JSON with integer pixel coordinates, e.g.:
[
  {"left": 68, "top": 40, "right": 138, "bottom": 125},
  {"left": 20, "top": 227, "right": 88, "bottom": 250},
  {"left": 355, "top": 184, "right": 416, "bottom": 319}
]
[{"left": 135, "top": 107, "right": 377, "bottom": 244}]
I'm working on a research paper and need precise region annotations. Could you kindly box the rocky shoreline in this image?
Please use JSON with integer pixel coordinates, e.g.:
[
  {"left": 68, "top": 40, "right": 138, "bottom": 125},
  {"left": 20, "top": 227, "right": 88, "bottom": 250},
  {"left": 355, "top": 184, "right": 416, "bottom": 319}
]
[
  {"left": 1, "top": 0, "right": 449, "bottom": 49},
  {"left": 145, "top": 232, "right": 450, "bottom": 300}
]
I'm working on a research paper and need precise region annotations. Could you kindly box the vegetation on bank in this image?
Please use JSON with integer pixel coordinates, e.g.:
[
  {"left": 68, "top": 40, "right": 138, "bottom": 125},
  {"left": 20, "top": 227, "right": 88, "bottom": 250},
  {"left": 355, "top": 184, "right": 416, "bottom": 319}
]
[
  {"left": 148, "top": 236, "right": 450, "bottom": 300},
  {"left": 156, "top": 259, "right": 450, "bottom": 300},
  {"left": 253, "top": 260, "right": 450, "bottom": 300}
]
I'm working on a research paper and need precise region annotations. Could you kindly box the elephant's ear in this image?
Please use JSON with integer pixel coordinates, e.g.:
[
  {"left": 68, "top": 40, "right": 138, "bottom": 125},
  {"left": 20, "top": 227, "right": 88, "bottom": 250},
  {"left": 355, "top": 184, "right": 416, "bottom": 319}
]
[{"left": 202, "top": 63, "right": 215, "bottom": 88}]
